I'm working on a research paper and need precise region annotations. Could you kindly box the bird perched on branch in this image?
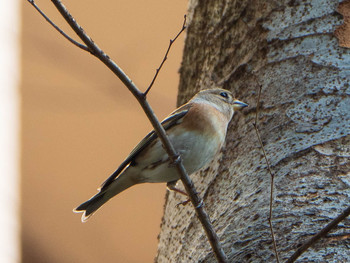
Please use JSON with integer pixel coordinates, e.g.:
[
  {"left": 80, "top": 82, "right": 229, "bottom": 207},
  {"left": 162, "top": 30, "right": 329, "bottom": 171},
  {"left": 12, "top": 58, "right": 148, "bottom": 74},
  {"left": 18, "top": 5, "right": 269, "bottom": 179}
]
[{"left": 74, "top": 88, "right": 248, "bottom": 222}]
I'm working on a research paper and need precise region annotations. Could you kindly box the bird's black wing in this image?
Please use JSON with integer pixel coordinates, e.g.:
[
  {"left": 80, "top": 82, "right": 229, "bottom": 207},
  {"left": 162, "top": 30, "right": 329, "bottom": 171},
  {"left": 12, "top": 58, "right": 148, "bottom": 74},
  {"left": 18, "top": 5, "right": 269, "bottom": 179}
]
[{"left": 99, "top": 107, "right": 189, "bottom": 191}]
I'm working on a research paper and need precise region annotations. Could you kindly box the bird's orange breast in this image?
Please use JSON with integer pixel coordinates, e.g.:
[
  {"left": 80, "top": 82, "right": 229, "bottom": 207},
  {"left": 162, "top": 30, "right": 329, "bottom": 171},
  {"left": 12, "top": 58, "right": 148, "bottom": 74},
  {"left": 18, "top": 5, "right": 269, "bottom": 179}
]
[{"left": 181, "top": 103, "right": 228, "bottom": 139}]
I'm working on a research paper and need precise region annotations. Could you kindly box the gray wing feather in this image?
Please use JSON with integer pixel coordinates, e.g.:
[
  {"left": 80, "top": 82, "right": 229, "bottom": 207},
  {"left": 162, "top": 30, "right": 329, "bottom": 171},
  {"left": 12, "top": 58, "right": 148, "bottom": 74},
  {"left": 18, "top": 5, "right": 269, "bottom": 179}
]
[{"left": 99, "top": 109, "right": 188, "bottom": 191}]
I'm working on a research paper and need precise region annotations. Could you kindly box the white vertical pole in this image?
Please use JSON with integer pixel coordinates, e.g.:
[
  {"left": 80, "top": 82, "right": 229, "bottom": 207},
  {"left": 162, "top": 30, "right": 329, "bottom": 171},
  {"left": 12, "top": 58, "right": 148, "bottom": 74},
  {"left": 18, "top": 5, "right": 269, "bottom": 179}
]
[{"left": 0, "top": 0, "right": 20, "bottom": 262}]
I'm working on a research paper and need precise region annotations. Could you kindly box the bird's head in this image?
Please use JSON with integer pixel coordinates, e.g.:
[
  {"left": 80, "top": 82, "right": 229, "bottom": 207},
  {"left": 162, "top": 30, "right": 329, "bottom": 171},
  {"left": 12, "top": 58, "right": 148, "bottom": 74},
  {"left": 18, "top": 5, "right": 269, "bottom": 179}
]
[{"left": 192, "top": 88, "right": 248, "bottom": 120}]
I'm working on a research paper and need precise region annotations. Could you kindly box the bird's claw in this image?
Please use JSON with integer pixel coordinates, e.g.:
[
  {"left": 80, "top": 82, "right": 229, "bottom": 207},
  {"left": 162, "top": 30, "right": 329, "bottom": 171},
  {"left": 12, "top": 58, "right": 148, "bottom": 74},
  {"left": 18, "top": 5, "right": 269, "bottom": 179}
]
[
  {"left": 175, "top": 199, "right": 204, "bottom": 208},
  {"left": 176, "top": 199, "right": 191, "bottom": 207},
  {"left": 195, "top": 200, "right": 204, "bottom": 209},
  {"left": 168, "top": 155, "right": 181, "bottom": 168}
]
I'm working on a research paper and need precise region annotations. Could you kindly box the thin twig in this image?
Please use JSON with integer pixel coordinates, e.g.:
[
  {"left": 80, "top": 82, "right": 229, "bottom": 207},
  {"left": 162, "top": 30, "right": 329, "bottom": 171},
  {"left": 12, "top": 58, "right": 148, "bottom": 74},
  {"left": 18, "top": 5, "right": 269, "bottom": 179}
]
[
  {"left": 27, "top": 0, "right": 89, "bottom": 51},
  {"left": 28, "top": 1, "right": 228, "bottom": 262},
  {"left": 286, "top": 205, "right": 350, "bottom": 263},
  {"left": 253, "top": 84, "right": 280, "bottom": 263},
  {"left": 144, "top": 15, "right": 187, "bottom": 96}
]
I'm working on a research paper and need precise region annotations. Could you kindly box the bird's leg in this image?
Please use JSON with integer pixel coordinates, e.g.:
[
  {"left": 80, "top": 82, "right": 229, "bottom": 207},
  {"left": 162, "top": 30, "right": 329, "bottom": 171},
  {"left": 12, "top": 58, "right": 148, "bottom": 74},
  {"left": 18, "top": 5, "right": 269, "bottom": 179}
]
[
  {"left": 167, "top": 181, "right": 191, "bottom": 206},
  {"left": 167, "top": 180, "right": 188, "bottom": 196}
]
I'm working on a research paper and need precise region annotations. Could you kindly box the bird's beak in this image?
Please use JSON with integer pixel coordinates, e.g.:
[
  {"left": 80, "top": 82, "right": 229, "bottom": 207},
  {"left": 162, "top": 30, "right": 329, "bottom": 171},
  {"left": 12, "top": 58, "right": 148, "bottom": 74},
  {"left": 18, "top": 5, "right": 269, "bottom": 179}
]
[{"left": 233, "top": 100, "right": 248, "bottom": 111}]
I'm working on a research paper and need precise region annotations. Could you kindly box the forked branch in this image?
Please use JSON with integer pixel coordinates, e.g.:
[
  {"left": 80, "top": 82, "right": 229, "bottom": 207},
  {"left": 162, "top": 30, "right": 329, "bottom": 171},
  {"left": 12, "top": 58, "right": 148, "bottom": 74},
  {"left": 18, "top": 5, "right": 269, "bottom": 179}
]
[
  {"left": 27, "top": 0, "right": 88, "bottom": 51},
  {"left": 28, "top": 1, "right": 228, "bottom": 262}
]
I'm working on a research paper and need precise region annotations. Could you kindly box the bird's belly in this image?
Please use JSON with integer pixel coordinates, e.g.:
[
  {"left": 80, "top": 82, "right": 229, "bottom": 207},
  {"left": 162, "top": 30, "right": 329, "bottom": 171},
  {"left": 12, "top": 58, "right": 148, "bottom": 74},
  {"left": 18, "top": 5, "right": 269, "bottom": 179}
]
[
  {"left": 139, "top": 129, "right": 225, "bottom": 183},
  {"left": 177, "top": 130, "right": 224, "bottom": 174}
]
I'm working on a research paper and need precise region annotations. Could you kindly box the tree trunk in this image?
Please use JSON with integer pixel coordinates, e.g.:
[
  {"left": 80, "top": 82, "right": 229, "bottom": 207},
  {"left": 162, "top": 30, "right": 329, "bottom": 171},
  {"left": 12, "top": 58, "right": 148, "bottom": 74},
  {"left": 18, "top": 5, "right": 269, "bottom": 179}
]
[{"left": 156, "top": 0, "right": 350, "bottom": 262}]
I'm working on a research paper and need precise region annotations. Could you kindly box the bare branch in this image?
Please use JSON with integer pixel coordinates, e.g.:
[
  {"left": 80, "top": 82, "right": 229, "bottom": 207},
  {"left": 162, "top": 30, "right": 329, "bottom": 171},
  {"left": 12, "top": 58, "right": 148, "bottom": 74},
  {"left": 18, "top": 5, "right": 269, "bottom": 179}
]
[
  {"left": 253, "top": 84, "right": 280, "bottom": 263},
  {"left": 46, "top": 0, "right": 142, "bottom": 100},
  {"left": 28, "top": 1, "right": 228, "bottom": 262},
  {"left": 144, "top": 15, "right": 187, "bottom": 96},
  {"left": 286, "top": 205, "right": 350, "bottom": 263},
  {"left": 27, "top": 0, "right": 88, "bottom": 51}
]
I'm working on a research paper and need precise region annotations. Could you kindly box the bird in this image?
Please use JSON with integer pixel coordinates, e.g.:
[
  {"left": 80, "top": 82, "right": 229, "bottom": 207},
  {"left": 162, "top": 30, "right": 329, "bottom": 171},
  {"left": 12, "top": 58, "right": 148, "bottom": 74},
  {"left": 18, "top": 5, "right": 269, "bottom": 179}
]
[{"left": 74, "top": 88, "right": 248, "bottom": 222}]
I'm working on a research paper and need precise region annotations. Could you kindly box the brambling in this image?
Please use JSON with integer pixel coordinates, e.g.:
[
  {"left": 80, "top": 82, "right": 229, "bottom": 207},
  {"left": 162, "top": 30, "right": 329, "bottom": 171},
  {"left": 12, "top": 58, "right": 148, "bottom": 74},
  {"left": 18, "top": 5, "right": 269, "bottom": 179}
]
[{"left": 74, "top": 88, "right": 248, "bottom": 222}]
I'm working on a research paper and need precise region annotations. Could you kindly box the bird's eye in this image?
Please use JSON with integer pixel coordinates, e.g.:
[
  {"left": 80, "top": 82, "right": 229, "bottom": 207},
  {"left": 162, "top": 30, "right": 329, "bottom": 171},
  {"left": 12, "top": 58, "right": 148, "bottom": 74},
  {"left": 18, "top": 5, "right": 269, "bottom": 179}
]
[{"left": 220, "top": 92, "right": 228, "bottom": 98}]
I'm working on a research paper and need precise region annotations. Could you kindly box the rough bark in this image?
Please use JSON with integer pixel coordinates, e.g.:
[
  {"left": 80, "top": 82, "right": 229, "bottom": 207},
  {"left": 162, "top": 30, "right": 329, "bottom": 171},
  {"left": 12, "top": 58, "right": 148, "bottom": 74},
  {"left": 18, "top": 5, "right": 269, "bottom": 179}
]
[{"left": 157, "top": 0, "right": 350, "bottom": 262}]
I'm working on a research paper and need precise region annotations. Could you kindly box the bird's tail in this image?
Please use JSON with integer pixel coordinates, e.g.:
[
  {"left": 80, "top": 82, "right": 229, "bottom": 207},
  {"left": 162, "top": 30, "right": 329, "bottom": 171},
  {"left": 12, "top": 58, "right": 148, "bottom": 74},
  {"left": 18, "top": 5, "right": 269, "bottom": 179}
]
[
  {"left": 73, "top": 173, "right": 135, "bottom": 222},
  {"left": 73, "top": 192, "right": 108, "bottom": 222}
]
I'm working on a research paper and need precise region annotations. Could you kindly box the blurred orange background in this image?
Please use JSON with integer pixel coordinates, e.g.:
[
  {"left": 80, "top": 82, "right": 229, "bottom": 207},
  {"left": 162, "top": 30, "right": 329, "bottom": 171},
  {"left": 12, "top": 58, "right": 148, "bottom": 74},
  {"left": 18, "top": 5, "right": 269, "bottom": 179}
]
[{"left": 21, "top": 1, "right": 187, "bottom": 262}]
